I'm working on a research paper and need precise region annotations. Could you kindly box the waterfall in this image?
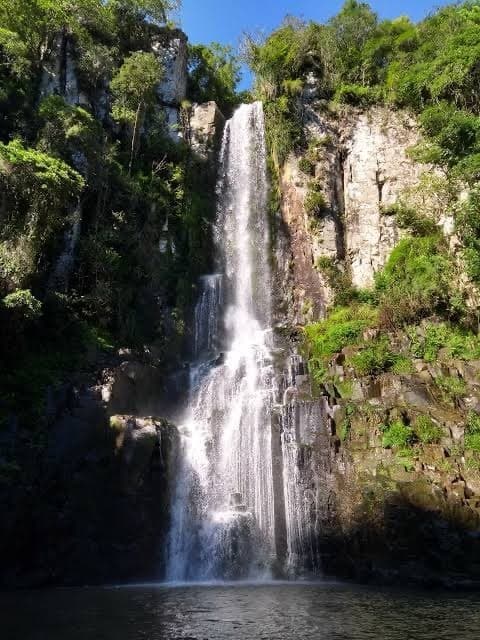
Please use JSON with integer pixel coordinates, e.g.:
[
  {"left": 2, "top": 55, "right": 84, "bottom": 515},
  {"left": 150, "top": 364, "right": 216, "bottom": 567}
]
[
  {"left": 48, "top": 200, "right": 82, "bottom": 293},
  {"left": 166, "top": 102, "right": 277, "bottom": 581}
]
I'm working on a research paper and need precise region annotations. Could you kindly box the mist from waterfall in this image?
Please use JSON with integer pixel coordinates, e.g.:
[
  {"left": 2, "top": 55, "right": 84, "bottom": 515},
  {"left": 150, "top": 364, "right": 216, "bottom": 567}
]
[{"left": 166, "top": 102, "right": 277, "bottom": 581}]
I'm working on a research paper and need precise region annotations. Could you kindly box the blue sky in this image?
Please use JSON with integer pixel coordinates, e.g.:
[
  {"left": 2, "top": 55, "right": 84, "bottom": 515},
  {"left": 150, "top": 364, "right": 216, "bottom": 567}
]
[{"left": 177, "top": 1, "right": 452, "bottom": 88}]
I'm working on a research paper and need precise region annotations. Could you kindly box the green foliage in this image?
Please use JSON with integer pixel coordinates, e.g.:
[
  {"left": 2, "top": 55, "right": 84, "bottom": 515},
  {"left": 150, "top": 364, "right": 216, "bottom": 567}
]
[
  {"left": 382, "top": 202, "right": 438, "bottom": 237},
  {"left": 391, "top": 355, "right": 414, "bottom": 375},
  {"left": 111, "top": 50, "right": 163, "bottom": 172},
  {"left": 304, "top": 304, "right": 377, "bottom": 382},
  {"left": 37, "top": 96, "right": 103, "bottom": 178},
  {"left": 374, "top": 235, "right": 463, "bottom": 327},
  {"left": 2, "top": 289, "right": 42, "bottom": 322},
  {"left": 264, "top": 95, "right": 303, "bottom": 169},
  {"left": 334, "top": 83, "right": 379, "bottom": 106},
  {"left": 0, "top": 139, "right": 84, "bottom": 195},
  {"left": 456, "top": 188, "right": 480, "bottom": 284},
  {"left": 382, "top": 418, "right": 414, "bottom": 449},
  {"left": 349, "top": 337, "right": 397, "bottom": 376},
  {"left": 188, "top": 43, "right": 241, "bottom": 115},
  {"left": 315, "top": 256, "right": 356, "bottom": 305},
  {"left": 413, "top": 415, "right": 443, "bottom": 444},
  {"left": 305, "top": 180, "right": 328, "bottom": 216},
  {"left": 111, "top": 50, "right": 162, "bottom": 120},
  {"left": 325, "top": 0, "right": 378, "bottom": 86},
  {"left": 110, "top": 1, "right": 181, "bottom": 24},
  {"left": 418, "top": 103, "right": 480, "bottom": 168},
  {"left": 407, "top": 322, "right": 480, "bottom": 362},
  {"left": 298, "top": 156, "right": 315, "bottom": 176},
  {"left": 245, "top": 23, "right": 309, "bottom": 98},
  {"left": 0, "top": 140, "right": 84, "bottom": 289},
  {"left": 465, "top": 412, "right": 480, "bottom": 452},
  {"left": 436, "top": 375, "right": 467, "bottom": 402}
]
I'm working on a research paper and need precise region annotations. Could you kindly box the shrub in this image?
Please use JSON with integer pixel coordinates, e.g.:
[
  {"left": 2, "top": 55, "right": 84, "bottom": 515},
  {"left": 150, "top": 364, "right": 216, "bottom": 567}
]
[
  {"left": 375, "top": 235, "right": 462, "bottom": 326},
  {"left": 2, "top": 289, "right": 42, "bottom": 321},
  {"left": 413, "top": 415, "right": 443, "bottom": 444},
  {"left": 396, "top": 447, "right": 416, "bottom": 471},
  {"left": 349, "top": 337, "right": 397, "bottom": 376},
  {"left": 465, "top": 412, "right": 480, "bottom": 452},
  {"left": 455, "top": 188, "right": 480, "bottom": 284},
  {"left": 391, "top": 355, "right": 414, "bottom": 375},
  {"left": 264, "top": 95, "right": 303, "bottom": 168},
  {"left": 419, "top": 103, "right": 480, "bottom": 167},
  {"left": 315, "top": 256, "right": 356, "bottom": 305},
  {"left": 334, "top": 83, "right": 379, "bottom": 107},
  {"left": 382, "top": 202, "right": 438, "bottom": 236},
  {"left": 436, "top": 375, "right": 467, "bottom": 401},
  {"left": 407, "top": 322, "right": 480, "bottom": 362},
  {"left": 298, "top": 156, "right": 315, "bottom": 175},
  {"left": 339, "top": 419, "right": 351, "bottom": 442},
  {"left": 305, "top": 181, "right": 328, "bottom": 216},
  {"left": 304, "top": 304, "right": 378, "bottom": 382},
  {"left": 382, "top": 419, "right": 414, "bottom": 449}
]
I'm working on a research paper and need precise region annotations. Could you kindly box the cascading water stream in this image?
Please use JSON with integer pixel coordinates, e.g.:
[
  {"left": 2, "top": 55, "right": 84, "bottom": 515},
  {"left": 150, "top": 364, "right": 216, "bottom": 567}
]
[{"left": 166, "top": 103, "right": 277, "bottom": 581}]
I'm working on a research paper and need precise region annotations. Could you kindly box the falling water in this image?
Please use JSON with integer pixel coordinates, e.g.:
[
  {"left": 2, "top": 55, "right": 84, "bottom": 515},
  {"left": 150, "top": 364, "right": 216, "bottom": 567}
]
[
  {"left": 48, "top": 201, "right": 82, "bottom": 292},
  {"left": 166, "top": 102, "right": 277, "bottom": 581}
]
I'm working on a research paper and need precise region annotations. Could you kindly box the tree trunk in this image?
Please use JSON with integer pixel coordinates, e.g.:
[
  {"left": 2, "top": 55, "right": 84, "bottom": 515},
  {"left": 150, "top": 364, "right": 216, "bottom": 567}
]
[{"left": 128, "top": 100, "right": 144, "bottom": 176}]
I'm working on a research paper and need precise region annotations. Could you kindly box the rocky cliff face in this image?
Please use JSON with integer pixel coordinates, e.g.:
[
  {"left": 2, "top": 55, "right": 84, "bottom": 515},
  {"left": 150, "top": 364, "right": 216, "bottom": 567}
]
[
  {"left": 0, "top": 366, "right": 179, "bottom": 587},
  {"left": 274, "top": 102, "right": 480, "bottom": 586},
  {"left": 272, "top": 344, "right": 480, "bottom": 586},
  {"left": 276, "top": 105, "right": 432, "bottom": 323}
]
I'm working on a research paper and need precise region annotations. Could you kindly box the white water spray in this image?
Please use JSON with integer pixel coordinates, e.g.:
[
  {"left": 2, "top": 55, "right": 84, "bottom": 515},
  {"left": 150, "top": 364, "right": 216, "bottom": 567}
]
[{"left": 166, "top": 103, "right": 277, "bottom": 581}]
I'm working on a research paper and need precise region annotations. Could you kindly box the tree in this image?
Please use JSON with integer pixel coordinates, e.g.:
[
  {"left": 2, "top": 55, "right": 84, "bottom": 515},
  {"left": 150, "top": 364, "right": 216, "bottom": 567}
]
[
  {"left": 110, "top": 51, "right": 163, "bottom": 173},
  {"left": 188, "top": 43, "right": 241, "bottom": 114},
  {"left": 0, "top": 0, "right": 107, "bottom": 67},
  {"left": 108, "top": 0, "right": 181, "bottom": 24},
  {"left": 325, "top": 0, "right": 378, "bottom": 85}
]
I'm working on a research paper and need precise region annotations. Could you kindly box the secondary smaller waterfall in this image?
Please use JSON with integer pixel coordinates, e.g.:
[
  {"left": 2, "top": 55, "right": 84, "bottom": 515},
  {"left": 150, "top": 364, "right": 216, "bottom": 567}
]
[{"left": 48, "top": 201, "right": 82, "bottom": 292}]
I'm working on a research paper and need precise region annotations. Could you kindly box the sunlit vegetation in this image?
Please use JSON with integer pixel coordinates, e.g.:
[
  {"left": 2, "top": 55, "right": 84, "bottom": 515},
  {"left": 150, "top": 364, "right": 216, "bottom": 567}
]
[
  {"left": 0, "top": 0, "right": 246, "bottom": 428},
  {"left": 246, "top": 2, "right": 480, "bottom": 283}
]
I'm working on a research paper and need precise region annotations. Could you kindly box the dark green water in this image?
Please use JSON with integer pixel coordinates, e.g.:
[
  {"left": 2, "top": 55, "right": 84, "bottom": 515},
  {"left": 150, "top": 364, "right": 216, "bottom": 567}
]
[{"left": 2, "top": 582, "right": 480, "bottom": 639}]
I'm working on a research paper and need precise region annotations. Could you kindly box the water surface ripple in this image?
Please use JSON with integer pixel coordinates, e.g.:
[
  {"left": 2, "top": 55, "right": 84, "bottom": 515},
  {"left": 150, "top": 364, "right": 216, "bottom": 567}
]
[{"left": 2, "top": 582, "right": 479, "bottom": 639}]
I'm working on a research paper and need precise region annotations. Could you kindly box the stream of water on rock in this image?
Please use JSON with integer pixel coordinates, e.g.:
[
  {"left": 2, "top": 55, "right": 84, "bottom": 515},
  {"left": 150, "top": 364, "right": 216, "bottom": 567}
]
[{"left": 166, "top": 102, "right": 278, "bottom": 581}]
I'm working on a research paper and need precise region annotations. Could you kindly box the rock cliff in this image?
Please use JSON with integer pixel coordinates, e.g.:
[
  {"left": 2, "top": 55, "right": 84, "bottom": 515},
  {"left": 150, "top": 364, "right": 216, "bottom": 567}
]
[
  {"left": 273, "top": 101, "right": 480, "bottom": 586},
  {"left": 276, "top": 104, "right": 435, "bottom": 323}
]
